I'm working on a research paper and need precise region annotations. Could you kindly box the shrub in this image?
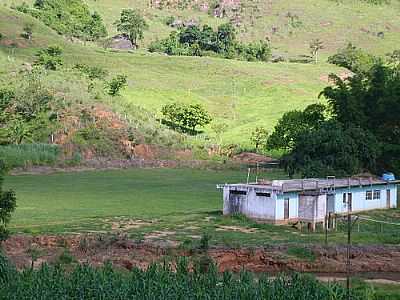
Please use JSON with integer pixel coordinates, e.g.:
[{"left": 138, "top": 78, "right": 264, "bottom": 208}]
[
  {"left": 106, "top": 74, "right": 128, "bottom": 96},
  {"left": 34, "top": 45, "right": 63, "bottom": 70},
  {"left": 161, "top": 102, "right": 212, "bottom": 134},
  {"left": 18, "top": 0, "right": 107, "bottom": 41},
  {"left": 328, "top": 43, "right": 377, "bottom": 74}
]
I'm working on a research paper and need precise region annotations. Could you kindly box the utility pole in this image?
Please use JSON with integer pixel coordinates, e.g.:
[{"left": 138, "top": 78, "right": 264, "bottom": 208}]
[{"left": 346, "top": 206, "right": 351, "bottom": 300}]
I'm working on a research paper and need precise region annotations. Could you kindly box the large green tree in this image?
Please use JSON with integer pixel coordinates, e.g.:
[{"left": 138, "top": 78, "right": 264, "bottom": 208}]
[
  {"left": 282, "top": 121, "right": 380, "bottom": 177},
  {"left": 321, "top": 63, "right": 400, "bottom": 173},
  {"left": 115, "top": 9, "right": 148, "bottom": 48},
  {"left": 267, "top": 103, "right": 326, "bottom": 151},
  {"left": 274, "top": 61, "right": 400, "bottom": 177}
]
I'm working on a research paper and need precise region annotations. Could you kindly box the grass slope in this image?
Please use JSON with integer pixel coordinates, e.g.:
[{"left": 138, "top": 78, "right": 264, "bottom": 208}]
[
  {"left": 0, "top": 6, "right": 343, "bottom": 146},
  {"left": 1, "top": 1, "right": 399, "bottom": 146}
]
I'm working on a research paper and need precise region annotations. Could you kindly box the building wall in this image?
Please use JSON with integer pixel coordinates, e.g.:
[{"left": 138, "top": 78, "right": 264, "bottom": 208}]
[
  {"left": 276, "top": 192, "right": 298, "bottom": 220},
  {"left": 223, "top": 186, "right": 276, "bottom": 220},
  {"left": 334, "top": 184, "right": 397, "bottom": 213},
  {"left": 223, "top": 183, "right": 398, "bottom": 221}
]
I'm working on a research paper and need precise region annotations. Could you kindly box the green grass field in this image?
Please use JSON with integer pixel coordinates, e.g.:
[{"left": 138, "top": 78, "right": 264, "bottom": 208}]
[
  {"left": 1, "top": 1, "right": 399, "bottom": 146},
  {"left": 5, "top": 168, "right": 400, "bottom": 247}
]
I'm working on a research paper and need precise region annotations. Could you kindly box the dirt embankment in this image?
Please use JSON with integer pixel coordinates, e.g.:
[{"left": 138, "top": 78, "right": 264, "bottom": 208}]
[{"left": 3, "top": 235, "right": 400, "bottom": 278}]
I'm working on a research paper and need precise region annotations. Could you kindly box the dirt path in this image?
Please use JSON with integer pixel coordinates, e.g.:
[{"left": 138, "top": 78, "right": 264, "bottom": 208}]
[{"left": 3, "top": 235, "right": 400, "bottom": 281}]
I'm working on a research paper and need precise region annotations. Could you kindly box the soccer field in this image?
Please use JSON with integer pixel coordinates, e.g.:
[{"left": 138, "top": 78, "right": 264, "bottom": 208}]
[{"left": 4, "top": 168, "right": 284, "bottom": 232}]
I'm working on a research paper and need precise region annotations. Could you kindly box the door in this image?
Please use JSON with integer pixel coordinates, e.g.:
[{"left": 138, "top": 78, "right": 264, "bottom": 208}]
[
  {"left": 387, "top": 190, "right": 391, "bottom": 208},
  {"left": 327, "top": 194, "right": 335, "bottom": 213},
  {"left": 347, "top": 193, "right": 353, "bottom": 212},
  {"left": 284, "top": 198, "right": 289, "bottom": 220}
]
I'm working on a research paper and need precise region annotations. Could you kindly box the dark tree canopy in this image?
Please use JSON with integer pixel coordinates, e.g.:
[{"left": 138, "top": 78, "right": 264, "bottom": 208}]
[
  {"left": 270, "top": 60, "right": 400, "bottom": 177},
  {"left": 282, "top": 121, "right": 380, "bottom": 178}
]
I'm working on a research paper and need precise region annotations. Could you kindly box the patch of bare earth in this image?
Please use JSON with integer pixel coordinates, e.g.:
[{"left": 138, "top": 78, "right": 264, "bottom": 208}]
[
  {"left": 3, "top": 235, "right": 400, "bottom": 282},
  {"left": 216, "top": 226, "right": 258, "bottom": 234},
  {"left": 110, "top": 219, "right": 153, "bottom": 231}
]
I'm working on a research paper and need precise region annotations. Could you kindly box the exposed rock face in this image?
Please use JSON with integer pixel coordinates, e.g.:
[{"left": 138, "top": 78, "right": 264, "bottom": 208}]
[{"left": 109, "top": 35, "right": 135, "bottom": 50}]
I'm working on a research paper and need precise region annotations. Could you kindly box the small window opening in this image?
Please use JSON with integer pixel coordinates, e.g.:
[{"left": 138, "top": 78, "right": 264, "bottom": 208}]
[
  {"left": 366, "top": 190, "right": 373, "bottom": 200},
  {"left": 256, "top": 192, "right": 271, "bottom": 197},
  {"left": 230, "top": 190, "right": 247, "bottom": 196}
]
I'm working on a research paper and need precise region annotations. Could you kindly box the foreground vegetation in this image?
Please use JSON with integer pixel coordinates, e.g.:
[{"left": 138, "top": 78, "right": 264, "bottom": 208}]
[{"left": 0, "top": 254, "right": 373, "bottom": 300}]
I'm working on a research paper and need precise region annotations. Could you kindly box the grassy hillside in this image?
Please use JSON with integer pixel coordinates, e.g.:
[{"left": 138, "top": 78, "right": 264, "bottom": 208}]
[{"left": 1, "top": 0, "right": 399, "bottom": 147}]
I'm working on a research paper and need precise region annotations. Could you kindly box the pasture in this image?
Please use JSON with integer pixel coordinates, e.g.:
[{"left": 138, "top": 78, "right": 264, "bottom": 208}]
[
  {"left": 2, "top": 3, "right": 399, "bottom": 147},
  {"left": 5, "top": 168, "right": 400, "bottom": 247}
]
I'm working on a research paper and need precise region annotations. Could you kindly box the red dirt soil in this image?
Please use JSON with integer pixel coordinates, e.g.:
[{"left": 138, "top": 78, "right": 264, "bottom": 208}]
[{"left": 3, "top": 235, "right": 400, "bottom": 277}]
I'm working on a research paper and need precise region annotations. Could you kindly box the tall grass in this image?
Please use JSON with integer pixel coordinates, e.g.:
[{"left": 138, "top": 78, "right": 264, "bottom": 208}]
[
  {"left": 0, "top": 254, "right": 368, "bottom": 300},
  {"left": 0, "top": 144, "right": 60, "bottom": 169}
]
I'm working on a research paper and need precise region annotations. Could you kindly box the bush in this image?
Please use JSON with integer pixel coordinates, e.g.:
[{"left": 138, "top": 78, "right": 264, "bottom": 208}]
[
  {"left": 106, "top": 75, "right": 128, "bottom": 96},
  {"left": 17, "top": 0, "right": 107, "bottom": 41},
  {"left": 328, "top": 43, "right": 377, "bottom": 74},
  {"left": 161, "top": 102, "right": 212, "bottom": 134},
  {"left": 34, "top": 45, "right": 63, "bottom": 70}
]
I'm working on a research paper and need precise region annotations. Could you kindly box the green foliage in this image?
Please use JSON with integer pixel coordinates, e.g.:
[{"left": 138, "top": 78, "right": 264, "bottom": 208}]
[
  {"left": 106, "top": 74, "right": 127, "bottom": 96},
  {"left": 114, "top": 9, "right": 148, "bottom": 47},
  {"left": 162, "top": 102, "right": 212, "bottom": 133},
  {"left": 0, "top": 161, "right": 17, "bottom": 242},
  {"left": 0, "top": 71, "right": 61, "bottom": 145},
  {"left": 18, "top": 0, "right": 107, "bottom": 41},
  {"left": 321, "top": 63, "right": 400, "bottom": 174},
  {"left": 34, "top": 45, "right": 63, "bottom": 70},
  {"left": 282, "top": 121, "right": 380, "bottom": 177},
  {"left": 0, "top": 144, "right": 59, "bottom": 169},
  {"left": 0, "top": 255, "right": 368, "bottom": 299},
  {"left": 250, "top": 127, "right": 269, "bottom": 150},
  {"left": 74, "top": 63, "right": 108, "bottom": 91},
  {"left": 149, "top": 23, "right": 271, "bottom": 62},
  {"left": 328, "top": 43, "right": 378, "bottom": 74},
  {"left": 268, "top": 103, "right": 326, "bottom": 151}
]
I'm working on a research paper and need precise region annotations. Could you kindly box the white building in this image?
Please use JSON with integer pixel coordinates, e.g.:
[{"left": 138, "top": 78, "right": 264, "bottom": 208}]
[{"left": 221, "top": 177, "right": 398, "bottom": 226}]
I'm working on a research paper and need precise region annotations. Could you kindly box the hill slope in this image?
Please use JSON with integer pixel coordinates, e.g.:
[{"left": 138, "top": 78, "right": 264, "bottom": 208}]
[{"left": 1, "top": 0, "right": 399, "bottom": 148}]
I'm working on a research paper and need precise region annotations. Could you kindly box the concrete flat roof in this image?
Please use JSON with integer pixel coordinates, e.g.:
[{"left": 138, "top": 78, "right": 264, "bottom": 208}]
[{"left": 224, "top": 177, "right": 400, "bottom": 193}]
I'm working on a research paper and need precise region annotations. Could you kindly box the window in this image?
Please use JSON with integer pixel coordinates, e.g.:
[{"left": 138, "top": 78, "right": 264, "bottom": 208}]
[
  {"left": 256, "top": 192, "right": 271, "bottom": 198},
  {"left": 343, "top": 193, "right": 347, "bottom": 204},
  {"left": 366, "top": 190, "right": 373, "bottom": 200},
  {"left": 230, "top": 190, "right": 247, "bottom": 196},
  {"left": 373, "top": 190, "right": 381, "bottom": 200}
]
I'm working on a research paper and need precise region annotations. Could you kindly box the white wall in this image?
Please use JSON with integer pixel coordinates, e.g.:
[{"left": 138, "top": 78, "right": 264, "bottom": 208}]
[
  {"left": 334, "top": 184, "right": 397, "bottom": 213},
  {"left": 276, "top": 192, "right": 299, "bottom": 220},
  {"left": 223, "top": 186, "right": 277, "bottom": 220}
]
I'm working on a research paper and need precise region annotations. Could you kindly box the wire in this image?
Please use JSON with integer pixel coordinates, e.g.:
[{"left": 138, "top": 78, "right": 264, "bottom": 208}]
[{"left": 357, "top": 216, "right": 400, "bottom": 226}]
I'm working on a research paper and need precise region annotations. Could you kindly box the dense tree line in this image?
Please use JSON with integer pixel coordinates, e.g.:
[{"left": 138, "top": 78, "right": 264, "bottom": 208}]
[
  {"left": 149, "top": 23, "right": 271, "bottom": 62},
  {"left": 268, "top": 50, "right": 400, "bottom": 177}
]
